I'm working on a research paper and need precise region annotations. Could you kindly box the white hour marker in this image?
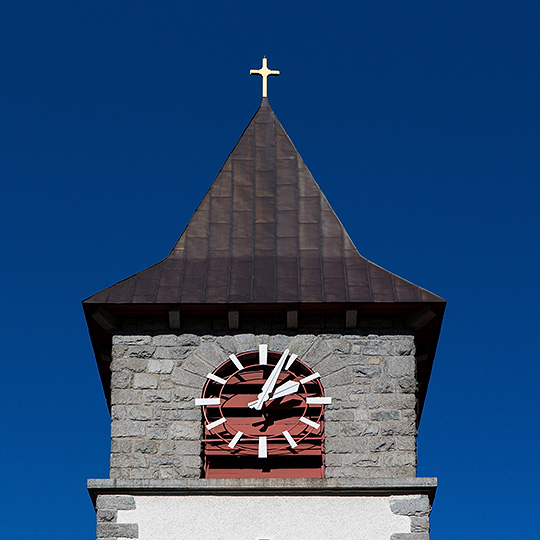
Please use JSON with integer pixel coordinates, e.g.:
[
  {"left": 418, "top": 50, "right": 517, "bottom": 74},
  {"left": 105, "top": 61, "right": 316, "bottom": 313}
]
[
  {"left": 300, "top": 372, "right": 320, "bottom": 384},
  {"left": 306, "top": 397, "right": 332, "bottom": 405},
  {"left": 258, "top": 436, "right": 267, "bottom": 458},
  {"left": 207, "top": 373, "right": 227, "bottom": 385},
  {"left": 228, "top": 431, "right": 243, "bottom": 449},
  {"left": 282, "top": 430, "right": 297, "bottom": 449},
  {"left": 195, "top": 397, "right": 221, "bottom": 406},
  {"left": 206, "top": 417, "right": 227, "bottom": 431},
  {"left": 229, "top": 354, "right": 244, "bottom": 370},
  {"left": 259, "top": 344, "right": 268, "bottom": 365},
  {"left": 300, "top": 417, "right": 320, "bottom": 429},
  {"left": 285, "top": 354, "right": 297, "bottom": 370}
]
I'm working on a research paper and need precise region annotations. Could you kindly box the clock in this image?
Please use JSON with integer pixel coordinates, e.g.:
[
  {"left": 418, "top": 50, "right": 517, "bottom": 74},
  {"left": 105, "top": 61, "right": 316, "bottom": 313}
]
[{"left": 195, "top": 345, "right": 331, "bottom": 478}]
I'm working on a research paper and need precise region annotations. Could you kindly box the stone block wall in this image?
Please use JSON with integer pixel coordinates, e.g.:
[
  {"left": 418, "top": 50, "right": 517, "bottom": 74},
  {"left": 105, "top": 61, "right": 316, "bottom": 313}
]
[
  {"left": 390, "top": 494, "right": 432, "bottom": 538},
  {"left": 109, "top": 329, "right": 417, "bottom": 480},
  {"left": 96, "top": 495, "right": 138, "bottom": 539}
]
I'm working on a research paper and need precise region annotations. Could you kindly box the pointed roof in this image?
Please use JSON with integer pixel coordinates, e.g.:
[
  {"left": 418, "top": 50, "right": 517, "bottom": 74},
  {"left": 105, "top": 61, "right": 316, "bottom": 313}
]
[{"left": 85, "top": 99, "right": 444, "bottom": 306}]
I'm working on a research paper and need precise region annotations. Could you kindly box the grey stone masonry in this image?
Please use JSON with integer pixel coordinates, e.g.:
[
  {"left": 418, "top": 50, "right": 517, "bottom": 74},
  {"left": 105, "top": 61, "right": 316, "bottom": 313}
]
[
  {"left": 95, "top": 495, "right": 138, "bottom": 539},
  {"left": 390, "top": 494, "right": 431, "bottom": 539},
  {"left": 109, "top": 329, "right": 418, "bottom": 479}
]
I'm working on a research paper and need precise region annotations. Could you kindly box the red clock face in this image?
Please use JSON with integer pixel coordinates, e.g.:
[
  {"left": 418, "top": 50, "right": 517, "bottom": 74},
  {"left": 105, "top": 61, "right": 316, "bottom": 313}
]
[{"left": 196, "top": 346, "right": 331, "bottom": 478}]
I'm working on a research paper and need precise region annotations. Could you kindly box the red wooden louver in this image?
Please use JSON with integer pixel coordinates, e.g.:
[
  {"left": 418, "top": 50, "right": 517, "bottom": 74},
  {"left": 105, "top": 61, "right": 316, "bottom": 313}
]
[{"left": 200, "top": 350, "right": 326, "bottom": 478}]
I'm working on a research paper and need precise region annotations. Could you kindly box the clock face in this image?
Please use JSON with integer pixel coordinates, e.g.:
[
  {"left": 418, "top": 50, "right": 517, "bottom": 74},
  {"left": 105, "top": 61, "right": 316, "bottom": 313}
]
[{"left": 195, "top": 345, "right": 331, "bottom": 468}]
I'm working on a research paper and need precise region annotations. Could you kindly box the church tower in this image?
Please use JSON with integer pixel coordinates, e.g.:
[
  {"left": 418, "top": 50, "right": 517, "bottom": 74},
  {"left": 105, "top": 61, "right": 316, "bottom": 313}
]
[{"left": 85, "top": 59, "right": 445, "bottom": 540}]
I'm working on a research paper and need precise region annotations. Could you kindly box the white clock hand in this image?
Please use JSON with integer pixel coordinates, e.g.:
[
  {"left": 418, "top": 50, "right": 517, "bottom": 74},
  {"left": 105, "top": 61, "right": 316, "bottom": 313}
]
[
  {"left": 269, "top": 380, "right": 300, "bottom": 401},
  {"left": 248, "top": 349, "right": 289, "bottom": 410}
]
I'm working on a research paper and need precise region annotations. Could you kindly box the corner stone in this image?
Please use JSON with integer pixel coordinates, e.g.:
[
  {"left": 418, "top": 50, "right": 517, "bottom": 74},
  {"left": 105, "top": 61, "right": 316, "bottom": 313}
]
[
  {"left": 390, "top": 535, "right": 429, "bottom": 540},
  {"left": 96, "top": 495, "right": 136, "bottom": 510},
  {"left": 97, "top": 523, "right": 138, "bottom": 538},
  {"left": 390, "top": 495, "right": 430, "bottom": 516}
]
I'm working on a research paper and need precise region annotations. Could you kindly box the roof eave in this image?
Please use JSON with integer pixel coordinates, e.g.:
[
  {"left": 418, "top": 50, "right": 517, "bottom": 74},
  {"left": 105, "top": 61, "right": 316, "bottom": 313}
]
[{"left": 84, "top": 299, "right": 445, "bottom": 418}]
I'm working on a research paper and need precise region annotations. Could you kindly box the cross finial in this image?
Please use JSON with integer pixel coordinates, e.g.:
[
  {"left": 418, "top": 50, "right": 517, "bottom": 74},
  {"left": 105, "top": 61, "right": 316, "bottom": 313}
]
[{"left": 250, "top": 57, "right": 280, "bottom": 98}]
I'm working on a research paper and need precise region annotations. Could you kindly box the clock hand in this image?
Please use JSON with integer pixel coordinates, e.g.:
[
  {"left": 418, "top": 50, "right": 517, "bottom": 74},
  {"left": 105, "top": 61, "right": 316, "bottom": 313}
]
[
  {"left": 269, "top": 380, "right": 300, "bottom": 401},
  {"left": 248, "top": 349, "right": 289, "bottom": 410}
]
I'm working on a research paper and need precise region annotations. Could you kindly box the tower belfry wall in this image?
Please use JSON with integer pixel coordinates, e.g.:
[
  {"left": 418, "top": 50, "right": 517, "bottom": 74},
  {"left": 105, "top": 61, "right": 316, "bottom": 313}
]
[{"left": 109, "top": 323, "right": 418, "bottom": 481}]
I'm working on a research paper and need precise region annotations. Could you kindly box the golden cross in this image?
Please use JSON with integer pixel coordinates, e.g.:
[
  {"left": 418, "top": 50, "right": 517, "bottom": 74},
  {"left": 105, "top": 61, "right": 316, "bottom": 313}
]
[{"left": 250, "top": 57, "right": 280, "bottom": 98}]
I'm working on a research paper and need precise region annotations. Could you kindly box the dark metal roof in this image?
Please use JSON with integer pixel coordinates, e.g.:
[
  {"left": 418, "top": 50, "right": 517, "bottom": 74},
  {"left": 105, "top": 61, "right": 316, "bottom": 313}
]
[{"left": 85, "top": 99, "right": 444, "bottom": 306}]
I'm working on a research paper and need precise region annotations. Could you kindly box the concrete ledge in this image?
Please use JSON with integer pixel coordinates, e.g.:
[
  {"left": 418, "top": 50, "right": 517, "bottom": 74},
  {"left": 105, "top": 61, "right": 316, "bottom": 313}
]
[{"left": 88, "top": 477, "right": 437, "bottom": 506}]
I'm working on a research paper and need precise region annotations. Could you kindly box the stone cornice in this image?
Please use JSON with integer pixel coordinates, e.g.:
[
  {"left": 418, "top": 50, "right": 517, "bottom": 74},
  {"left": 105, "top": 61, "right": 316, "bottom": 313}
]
[{"left": 88, "top": 477, "right": 437, "bottom": 506}]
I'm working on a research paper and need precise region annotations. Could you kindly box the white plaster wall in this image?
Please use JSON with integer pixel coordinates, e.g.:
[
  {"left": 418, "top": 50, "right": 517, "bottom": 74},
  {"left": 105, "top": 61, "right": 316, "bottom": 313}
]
[{"left": 117, "top": 495, "right": 411, "bottom": 540}]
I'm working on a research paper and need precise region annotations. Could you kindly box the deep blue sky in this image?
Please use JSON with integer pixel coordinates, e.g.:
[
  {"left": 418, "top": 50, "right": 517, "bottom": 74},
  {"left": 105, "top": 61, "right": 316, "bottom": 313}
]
[{"left": 1, "top": 2, "right": 539, "bottom": 539}]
